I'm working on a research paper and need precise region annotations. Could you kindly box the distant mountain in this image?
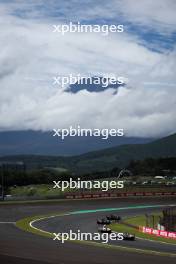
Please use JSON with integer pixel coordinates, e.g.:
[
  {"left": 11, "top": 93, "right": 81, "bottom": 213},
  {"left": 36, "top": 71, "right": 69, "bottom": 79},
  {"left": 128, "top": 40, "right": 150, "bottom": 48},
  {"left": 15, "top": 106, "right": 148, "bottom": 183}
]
[
  {"left": 71, "top": 132, "right": 176, "bottom": 173},
  {"left": 66, "top": 76, "right": 124, "bottom": 93},
  {"left": 0, "top": 133, "right": 175, "bottom": 174},
  {"left": 0, "top": 130, "right": 152, "bottom": 156}
]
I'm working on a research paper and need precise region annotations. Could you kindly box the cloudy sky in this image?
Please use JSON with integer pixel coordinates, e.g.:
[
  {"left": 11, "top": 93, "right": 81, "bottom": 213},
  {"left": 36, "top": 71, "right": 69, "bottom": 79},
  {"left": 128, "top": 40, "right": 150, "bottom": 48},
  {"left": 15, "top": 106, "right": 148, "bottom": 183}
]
[{"left": 0, "top": 0, "right": 176, "bottom": 138}]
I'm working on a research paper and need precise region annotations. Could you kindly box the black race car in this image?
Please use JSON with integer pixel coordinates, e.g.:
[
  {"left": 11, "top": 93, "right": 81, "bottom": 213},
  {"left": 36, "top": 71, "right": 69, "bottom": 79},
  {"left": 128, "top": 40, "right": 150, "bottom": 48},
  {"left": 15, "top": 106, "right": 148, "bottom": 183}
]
[
  {"left": 97, "top": 218, "right": 111, "bottom": 225},
  {"left": 98, "top": 225, "right": 112, "bottom": 233},
  {"left": 122, "top": 233, "right": 135, "bottom": 241},
  {"left": 106, "top": 214, "right": 121, "bottom": 221}
]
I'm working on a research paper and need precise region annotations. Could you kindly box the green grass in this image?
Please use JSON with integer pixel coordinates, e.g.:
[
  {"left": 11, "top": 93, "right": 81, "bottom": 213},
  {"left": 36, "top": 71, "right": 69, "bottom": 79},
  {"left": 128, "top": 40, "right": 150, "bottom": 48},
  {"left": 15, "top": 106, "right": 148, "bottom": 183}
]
[
  {"left": 9, "top": 184, "right": 68, "bottom": 198},
  {"left": 110, "top": 214, "right": 176, "bottom": 244},
  {"left": 126, "top": 215, "right": 150, "bottom": 226},
  {"left": 9, "top": 183, "right": 176, "bottom": 197}
]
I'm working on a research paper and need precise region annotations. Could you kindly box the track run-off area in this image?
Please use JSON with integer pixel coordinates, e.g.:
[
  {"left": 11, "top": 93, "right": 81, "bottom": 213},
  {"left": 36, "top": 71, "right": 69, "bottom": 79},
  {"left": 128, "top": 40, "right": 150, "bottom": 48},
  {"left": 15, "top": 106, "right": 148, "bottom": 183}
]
[
  {"left": 0, "top": 197, "right": 176, "bottom": 264},
  {"left": 28, "top": 204, "right": 176, "bottom": 255}
]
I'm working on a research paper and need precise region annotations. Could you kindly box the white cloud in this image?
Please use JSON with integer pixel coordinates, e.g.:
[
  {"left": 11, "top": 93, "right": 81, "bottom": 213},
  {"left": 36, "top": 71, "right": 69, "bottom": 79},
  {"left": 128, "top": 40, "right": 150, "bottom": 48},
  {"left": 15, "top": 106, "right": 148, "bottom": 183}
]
[
  {"left": 0, "top": 1, "right": 176, "bottom": 138},
  {"left": 112, "top": 0, "right": 176, "bottom": 35},
  {"left": 1, "top": 0, "right": 176, "bottom": 34}
]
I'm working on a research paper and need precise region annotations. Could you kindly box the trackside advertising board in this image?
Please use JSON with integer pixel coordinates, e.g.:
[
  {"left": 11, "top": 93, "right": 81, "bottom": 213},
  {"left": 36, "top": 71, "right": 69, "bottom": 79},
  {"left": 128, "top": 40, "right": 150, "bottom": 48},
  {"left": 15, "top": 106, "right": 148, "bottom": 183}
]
[
  {"left": 139, "top": 226, "right": 176, "bottom": 240},
  {"left": 66, "top": 192, "right": 176, "bottom": 199}
]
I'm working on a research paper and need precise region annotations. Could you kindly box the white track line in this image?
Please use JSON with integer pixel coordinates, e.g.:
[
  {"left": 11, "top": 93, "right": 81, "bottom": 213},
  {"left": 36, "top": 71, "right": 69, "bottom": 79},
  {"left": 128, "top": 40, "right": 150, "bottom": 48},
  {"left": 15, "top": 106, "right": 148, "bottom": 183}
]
[
  {"left": 30, "top": 216, "right": 55, "bottom": 235},
  {"left": 136, "top": 236, "right": 176, "bottom": 245},
  {"left": 0, "top": 222, "right": 16, "bottom": 224},
  {"left": 29, "top": 204, "right": 176, "bottom": 250},
  {"left": 29, "top": 214, "right": 70, "bottom": 235}
]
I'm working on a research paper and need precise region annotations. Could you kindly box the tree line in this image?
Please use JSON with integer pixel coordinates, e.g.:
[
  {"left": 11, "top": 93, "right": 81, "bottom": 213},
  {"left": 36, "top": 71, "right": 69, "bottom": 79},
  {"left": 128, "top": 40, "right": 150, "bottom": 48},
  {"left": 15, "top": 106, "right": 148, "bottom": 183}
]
[{"left": 1, "top": 157, "right": 176, "bottom": 188}]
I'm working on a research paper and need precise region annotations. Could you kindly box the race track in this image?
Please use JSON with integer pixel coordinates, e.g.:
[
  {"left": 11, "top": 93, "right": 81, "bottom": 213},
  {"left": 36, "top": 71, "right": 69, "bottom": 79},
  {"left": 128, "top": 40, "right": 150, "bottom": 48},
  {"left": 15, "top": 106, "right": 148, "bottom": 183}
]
[{"left": 0, "top": 197, "right": 176, "bottom": 264}]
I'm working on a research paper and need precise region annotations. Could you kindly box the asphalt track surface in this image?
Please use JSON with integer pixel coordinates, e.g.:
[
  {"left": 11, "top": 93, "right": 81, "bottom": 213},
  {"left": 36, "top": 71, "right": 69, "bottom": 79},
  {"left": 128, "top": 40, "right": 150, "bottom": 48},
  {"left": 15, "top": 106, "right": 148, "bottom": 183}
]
[{"left": 0, "top": 197, "right": 176, "bottom": 264}]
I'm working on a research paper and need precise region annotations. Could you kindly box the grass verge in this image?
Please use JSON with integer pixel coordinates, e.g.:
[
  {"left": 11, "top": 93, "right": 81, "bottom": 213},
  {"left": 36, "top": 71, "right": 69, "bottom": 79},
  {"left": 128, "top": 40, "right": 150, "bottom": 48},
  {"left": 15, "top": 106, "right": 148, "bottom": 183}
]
[{"left": 110, "top": 214, "right": 176, "bottom": 244}]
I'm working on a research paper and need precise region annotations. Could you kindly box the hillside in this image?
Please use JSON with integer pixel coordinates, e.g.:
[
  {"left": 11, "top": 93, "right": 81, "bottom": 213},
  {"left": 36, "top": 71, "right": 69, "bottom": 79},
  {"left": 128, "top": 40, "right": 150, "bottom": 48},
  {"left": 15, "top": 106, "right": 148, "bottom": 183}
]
[
  {"left": 71, "top": 133, "right": 176, "bottom": 173},
  {"left": 0, "top": 130, "right": 151, "bottom": 156},
  {"left": 0, "top": 133, "right": 175, "bottom": 174}
]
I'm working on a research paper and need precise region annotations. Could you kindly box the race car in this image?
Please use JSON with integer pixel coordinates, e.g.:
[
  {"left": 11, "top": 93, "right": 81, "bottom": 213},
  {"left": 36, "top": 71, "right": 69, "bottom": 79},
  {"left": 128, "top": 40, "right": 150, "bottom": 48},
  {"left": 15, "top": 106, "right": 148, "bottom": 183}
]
[
  {"left": 97, "top": 218, "right": 111, "bottom": 225},
  {"left": 106, "top": 214, "right": 121, "bottom": 221},
  {"left": 122, "top": 233, "right": 135, "bottom": 241},
  {"left": 112, "top": 232, "right": 135, "bottom": 241},
  {"left": 98, "top": 225, "right": 112, "bottom": 233}
]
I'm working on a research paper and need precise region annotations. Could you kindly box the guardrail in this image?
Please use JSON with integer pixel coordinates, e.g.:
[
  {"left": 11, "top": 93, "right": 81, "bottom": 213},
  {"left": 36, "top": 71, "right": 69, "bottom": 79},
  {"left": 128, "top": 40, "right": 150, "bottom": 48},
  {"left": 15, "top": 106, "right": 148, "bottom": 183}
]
[
  {"left": 66, "top": 191, "right": 176, "bottom": 199},
  {"left": 139, "top": 226, "right": 176, "bottom": 239}
]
